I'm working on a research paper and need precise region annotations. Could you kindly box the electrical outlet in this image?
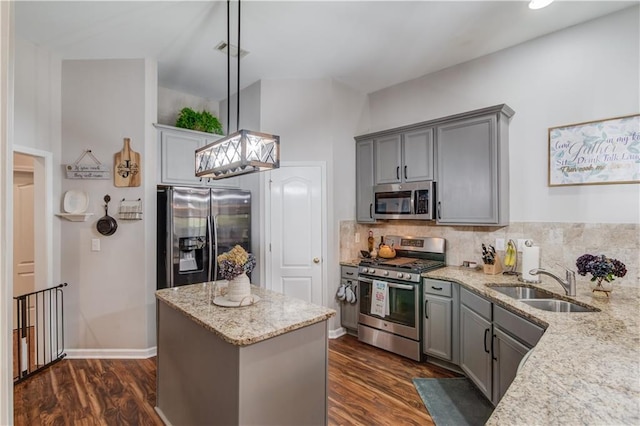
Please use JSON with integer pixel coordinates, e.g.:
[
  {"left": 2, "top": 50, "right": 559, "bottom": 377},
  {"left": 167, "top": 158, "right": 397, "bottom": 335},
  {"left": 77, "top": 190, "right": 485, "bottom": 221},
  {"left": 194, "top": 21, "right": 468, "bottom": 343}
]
[
  {"left": 91, "top": 238, "right": 101, "bottom": 252},
  {"left": 517, "top": 239, "right": 528, "bottom": 252},
  {"left": 355, "top": 233, "right": 360, "bottom": 244},
  {"left": 495, "top": 238, "right": 505, "bottom": 251}
]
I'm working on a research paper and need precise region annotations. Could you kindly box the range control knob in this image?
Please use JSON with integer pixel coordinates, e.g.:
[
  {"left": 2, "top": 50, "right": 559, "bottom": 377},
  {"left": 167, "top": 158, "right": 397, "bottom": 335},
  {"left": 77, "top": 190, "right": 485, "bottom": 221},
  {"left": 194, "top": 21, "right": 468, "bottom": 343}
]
[
  {"left": 383, "top": 271, "right": 389, "bottom": 276},
  {"left": 397, "top": 273, "right": 404, "bottom": 279},
  {"left": 405, "top": 274, "right": 413, "bottom": 280},
  {"left": 370, "top": 269, "right": 376, "bottom": 274}
]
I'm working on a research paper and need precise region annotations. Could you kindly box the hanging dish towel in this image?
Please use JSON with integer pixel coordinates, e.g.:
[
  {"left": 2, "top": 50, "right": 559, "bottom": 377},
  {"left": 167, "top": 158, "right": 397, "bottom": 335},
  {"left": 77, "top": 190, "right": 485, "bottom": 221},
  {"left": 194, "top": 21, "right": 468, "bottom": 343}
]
[{"left": 371, "top": 280, "right": 389, "bottom": 317}]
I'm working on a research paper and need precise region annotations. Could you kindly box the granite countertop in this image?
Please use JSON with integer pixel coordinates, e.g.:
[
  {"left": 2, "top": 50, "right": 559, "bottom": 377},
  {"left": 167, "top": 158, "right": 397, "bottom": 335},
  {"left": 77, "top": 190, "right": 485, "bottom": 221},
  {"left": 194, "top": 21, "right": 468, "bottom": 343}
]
[
  {"left": 156, "top": 282, "right": 335, "bottom": 346},
  {"left": 424, "top": 266, "right": 640, "bottom": 425},
  {"left": 340, "top": 259, "right": 360, "bottom": 267}
]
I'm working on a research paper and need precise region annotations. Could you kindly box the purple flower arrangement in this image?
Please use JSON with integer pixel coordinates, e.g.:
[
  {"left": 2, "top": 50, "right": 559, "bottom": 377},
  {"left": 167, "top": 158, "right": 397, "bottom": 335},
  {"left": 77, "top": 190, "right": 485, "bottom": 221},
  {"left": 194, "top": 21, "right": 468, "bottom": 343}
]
[{"left": 576, "top": 254, "right": 627, "bottom": 284}]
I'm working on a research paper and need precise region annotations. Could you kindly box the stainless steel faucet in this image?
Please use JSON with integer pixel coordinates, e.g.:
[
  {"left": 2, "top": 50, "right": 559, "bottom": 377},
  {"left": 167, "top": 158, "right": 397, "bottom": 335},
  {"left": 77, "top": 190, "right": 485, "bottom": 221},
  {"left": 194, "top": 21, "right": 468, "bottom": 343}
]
[{"left": 529, "top": 267, "right": 576, "bottom": 296}]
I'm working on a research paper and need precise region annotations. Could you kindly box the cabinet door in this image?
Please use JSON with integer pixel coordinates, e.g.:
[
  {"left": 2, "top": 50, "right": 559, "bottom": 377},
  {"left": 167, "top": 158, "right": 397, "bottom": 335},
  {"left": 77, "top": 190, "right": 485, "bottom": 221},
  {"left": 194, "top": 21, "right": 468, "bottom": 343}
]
[
  {"left": 403, "top": 128, "right": 433, "bottom": 182},
  {"left": 374, "top": 134, "right": 402, "bottom": 184},
  {"left": 423, "top": 294, "right": 452, "bottom": 360},
  {"left": 160, "top": 131, "right": 205, "bottom": 186},
  {"left": 492, "top": 327, "right": 530, "bottom": 404},
  {"left": 436, "top": 114, "right": 499, "bottom": 224},
  {"left": 356, "top": 140, "right": 376, "bottom": 223},
  {"left": 459, "top": 304, "right": 492, "bottom": 400},
  {"left": 340, "top": 280, "right": 359, "bottom": 332}
]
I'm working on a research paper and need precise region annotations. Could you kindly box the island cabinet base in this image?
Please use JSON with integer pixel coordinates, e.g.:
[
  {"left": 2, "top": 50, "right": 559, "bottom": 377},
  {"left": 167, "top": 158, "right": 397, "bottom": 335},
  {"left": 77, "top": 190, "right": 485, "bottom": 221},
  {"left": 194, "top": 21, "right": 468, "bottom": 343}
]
[{"left": 156, "top": 301, "right": 329, "bottom": 426}]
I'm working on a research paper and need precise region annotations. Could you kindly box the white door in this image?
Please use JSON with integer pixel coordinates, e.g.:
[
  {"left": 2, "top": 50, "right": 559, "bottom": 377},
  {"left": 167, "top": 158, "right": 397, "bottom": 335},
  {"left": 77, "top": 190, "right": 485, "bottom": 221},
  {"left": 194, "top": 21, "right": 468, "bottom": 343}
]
[
  {"left": 267, "top": 165, "right": 324, "bottom": 305},
  {"left": 13, "top": 170, "right": 35, "bottom": 300}
]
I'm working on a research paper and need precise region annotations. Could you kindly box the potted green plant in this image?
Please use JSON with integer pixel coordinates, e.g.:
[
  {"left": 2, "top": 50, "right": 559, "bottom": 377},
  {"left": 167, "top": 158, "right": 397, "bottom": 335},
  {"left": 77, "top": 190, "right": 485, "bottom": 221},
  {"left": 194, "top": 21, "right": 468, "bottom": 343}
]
[{"left": 175, "top": 107, "right": 223, "bottom": 135}]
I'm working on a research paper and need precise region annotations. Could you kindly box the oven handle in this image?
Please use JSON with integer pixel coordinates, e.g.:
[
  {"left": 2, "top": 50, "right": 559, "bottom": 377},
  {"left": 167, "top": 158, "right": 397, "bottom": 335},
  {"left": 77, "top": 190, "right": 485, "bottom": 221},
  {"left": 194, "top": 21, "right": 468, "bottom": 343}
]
[{"left": 358, "top": 276, "right": 414, "bottom": 290}]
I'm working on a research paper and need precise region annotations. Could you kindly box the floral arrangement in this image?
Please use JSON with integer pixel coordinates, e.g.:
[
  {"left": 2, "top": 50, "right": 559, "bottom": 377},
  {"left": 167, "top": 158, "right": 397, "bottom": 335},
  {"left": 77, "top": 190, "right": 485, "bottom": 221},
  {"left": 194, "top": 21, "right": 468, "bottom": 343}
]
[
  {"left": 576, "top": 254, "right": 627, "bottom": 284},
  {"left": 217, "top": 245, "right": 256, "bottom": 281}
]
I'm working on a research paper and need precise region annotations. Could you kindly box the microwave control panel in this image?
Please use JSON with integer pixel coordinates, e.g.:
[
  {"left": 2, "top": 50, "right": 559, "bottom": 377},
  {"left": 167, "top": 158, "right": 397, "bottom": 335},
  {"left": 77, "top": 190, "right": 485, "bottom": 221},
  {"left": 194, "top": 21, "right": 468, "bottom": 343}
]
[{"left": 415, "top": 189, "right": 429, "bottom": 214}]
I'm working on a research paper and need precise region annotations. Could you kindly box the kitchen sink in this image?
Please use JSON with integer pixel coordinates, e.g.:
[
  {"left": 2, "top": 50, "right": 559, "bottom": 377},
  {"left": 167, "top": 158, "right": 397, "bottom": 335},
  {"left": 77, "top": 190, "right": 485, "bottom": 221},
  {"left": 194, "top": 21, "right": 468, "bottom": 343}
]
[
  {"left": 520, "top": 299, "right": 600, "bottom": 313},
  {"left": 488, "top": 285, "right": 557, "bottom": 300}
]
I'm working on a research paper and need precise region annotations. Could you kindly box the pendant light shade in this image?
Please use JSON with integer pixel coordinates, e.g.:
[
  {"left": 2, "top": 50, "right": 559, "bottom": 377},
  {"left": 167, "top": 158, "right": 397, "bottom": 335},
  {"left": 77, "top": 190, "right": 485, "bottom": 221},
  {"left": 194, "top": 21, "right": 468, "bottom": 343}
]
[
  {"left": 196, "top": 129, "right": 279, "bottom": 179},
  {"left": 196, "top": 0, "right": 280, "bottom": 180}
]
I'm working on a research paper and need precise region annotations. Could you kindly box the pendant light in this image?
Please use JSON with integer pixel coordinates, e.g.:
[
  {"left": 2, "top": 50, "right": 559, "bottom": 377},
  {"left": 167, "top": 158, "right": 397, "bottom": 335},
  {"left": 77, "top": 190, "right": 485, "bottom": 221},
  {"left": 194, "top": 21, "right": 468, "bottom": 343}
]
[{"left": 196, "top": 0, "right": 280, "bottom": 180}]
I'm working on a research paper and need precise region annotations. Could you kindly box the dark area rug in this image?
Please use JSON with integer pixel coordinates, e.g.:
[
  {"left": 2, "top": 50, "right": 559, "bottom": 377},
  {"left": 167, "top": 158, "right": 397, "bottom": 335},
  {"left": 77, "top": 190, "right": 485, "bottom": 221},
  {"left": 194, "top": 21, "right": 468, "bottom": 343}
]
[{"left": 412, "top": 377, "right": 494, "bottom": 426}]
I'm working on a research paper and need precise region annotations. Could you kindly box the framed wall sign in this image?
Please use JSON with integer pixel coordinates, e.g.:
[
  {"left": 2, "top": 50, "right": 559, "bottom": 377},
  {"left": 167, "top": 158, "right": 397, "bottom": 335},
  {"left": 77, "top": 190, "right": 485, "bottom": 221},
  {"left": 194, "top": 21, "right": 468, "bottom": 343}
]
[{"left": 548, "top": 114, "right": 640, "bottom": 186}]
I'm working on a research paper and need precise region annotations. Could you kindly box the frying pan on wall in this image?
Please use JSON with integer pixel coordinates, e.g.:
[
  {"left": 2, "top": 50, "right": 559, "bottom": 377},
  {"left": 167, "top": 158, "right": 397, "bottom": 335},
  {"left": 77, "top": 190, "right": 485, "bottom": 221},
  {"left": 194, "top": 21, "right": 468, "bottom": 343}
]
[{"left": 97, "top": 195, "right": 118, "bottom": 236}]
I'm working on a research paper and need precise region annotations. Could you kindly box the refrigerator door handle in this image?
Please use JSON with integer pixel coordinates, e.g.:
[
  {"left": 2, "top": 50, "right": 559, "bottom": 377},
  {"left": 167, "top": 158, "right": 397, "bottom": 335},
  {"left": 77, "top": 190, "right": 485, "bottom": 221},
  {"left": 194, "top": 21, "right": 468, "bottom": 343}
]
[{"left": 210, "top": 214, "right": 219, "bottom": 282}]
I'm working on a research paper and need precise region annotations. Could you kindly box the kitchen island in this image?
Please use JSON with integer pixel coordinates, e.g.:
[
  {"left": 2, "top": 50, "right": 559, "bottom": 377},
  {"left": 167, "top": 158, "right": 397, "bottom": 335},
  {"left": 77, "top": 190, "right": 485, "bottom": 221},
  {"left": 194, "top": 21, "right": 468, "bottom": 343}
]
[
  {"left": 155, "top": 282, "right": 335, "bottom": 426},
  {"left": 424, "top": 267, "right": 639, "bottom": 425}
]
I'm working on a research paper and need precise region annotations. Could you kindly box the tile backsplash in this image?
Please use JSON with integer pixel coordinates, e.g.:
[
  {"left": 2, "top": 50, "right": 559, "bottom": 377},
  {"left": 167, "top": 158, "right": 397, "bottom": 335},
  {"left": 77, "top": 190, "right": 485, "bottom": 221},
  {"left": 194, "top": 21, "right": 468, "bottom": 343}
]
[{"left": 340, "top": 221, "right": 639, "bottom": 287}]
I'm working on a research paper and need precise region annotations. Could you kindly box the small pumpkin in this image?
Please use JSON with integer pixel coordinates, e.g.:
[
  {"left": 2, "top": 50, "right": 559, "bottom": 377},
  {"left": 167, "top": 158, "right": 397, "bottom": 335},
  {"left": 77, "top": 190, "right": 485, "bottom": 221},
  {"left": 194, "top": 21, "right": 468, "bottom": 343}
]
[{"left": 378, "top": 244, "right": 396, "bottom": 259}]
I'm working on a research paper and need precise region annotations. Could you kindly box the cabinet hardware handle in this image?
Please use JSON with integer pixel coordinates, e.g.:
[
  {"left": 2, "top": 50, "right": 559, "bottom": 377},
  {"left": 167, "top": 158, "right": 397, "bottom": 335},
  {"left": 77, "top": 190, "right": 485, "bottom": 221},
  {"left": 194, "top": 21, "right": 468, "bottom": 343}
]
[
  {"left": 492, "top": 334, "right": 497, "bottom": 361},
  {"left": 396, "top": 166, "right": 400, "bottom": 180},
  {"left": 404, "top": 165, "right": 408, "bottom": 180},
  {"left": 483, "top": 328, "right": 490, "bottom": 353},
  {"left": 424, "top": 300, "right": 429, "bottom": 318},
  {"left": 369, "top": 204, "right": 373, "bottom": 219},
  {"left": 345, "top": 272, "right": 354, "bottom": 276},
  {"left": 437, "top": 201, "right": 442, "bottom": 220},
  {"left": 431, "top": 286, "right": 443, "bottom": 291}
]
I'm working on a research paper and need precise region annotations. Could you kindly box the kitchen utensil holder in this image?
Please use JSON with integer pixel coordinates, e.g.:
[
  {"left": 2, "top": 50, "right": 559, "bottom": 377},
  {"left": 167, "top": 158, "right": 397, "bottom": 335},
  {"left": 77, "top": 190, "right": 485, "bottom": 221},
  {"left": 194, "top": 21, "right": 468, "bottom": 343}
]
[
  {"left": 118, "top": 198, "right": 143, "bottom": 220},
  {"left": 483, "top": 255, "right": 503, "bottom": 275}
]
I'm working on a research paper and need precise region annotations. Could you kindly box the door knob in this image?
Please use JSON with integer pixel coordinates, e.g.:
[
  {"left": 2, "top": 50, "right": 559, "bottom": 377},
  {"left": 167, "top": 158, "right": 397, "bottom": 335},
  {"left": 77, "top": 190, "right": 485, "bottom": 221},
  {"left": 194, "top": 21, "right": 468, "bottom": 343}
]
[{"left": 313, "top": 257, "right": 320, "bottom": 263}]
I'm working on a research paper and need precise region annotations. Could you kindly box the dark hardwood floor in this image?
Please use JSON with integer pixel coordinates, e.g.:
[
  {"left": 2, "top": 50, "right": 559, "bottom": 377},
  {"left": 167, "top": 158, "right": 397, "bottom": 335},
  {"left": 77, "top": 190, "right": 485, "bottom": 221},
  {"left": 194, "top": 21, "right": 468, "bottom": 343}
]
[{"left": 14, "top": 334, "right": 458, "bottom": 425}]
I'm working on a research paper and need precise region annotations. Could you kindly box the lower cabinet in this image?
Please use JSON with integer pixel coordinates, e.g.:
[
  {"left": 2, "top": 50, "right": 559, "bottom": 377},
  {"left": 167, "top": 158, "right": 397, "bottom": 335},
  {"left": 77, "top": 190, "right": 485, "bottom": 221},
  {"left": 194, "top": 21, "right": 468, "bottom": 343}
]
[
  {"left": 339, "top": 265, "right": 359, "bottom": 335},
  {"left": 459, "top": 287, "right": 544, "bottom": 405},
  {"left": 423, "top": 279, "right": 459, "bottom": 364},
  {"left": 460, "top": 302, "right": 492, "bottom": 399}
]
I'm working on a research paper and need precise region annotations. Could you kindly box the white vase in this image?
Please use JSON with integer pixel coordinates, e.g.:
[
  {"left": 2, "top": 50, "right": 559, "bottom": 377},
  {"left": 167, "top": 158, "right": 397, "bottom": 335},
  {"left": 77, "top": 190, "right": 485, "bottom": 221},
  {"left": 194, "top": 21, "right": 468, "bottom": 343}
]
[{"left": 227, "top": 273, "right": 251, "bottom": 302}]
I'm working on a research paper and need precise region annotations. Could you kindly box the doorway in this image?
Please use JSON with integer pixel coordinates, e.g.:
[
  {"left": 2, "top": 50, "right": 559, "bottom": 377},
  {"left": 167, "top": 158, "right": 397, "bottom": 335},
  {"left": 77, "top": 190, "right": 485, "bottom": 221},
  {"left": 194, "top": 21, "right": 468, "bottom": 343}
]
[{"left": 265, "top": 163, "right": 326, "bottom": 306}]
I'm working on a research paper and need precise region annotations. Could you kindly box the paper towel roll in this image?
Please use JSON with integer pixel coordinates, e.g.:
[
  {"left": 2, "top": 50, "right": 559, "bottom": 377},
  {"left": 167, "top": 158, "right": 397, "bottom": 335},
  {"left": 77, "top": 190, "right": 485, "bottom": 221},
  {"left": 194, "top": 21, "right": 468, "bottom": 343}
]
[{"left": 521, "top": 245, "right": 540, "bottom": 282}]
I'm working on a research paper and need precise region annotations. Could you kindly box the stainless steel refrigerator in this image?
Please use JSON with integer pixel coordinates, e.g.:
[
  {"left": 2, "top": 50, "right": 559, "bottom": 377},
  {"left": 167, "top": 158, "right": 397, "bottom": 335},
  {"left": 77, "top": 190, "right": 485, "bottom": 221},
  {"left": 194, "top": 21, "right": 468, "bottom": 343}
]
[{"left": 157, "top": 186, "right": 251, "bottom": 289}]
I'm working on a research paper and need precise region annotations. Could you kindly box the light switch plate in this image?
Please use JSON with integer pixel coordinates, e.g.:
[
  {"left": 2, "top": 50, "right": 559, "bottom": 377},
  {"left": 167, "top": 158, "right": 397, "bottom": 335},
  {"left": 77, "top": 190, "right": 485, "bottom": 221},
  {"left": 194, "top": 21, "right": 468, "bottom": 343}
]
[
  {"left": 355, "top": 233, "right": 360, "bottom": 243},
  {"left": 91, "top": 238, "right": 101, "bottom": 252},
  {"left": 495, "top": 238, "right": 505, "bottom": 251}
]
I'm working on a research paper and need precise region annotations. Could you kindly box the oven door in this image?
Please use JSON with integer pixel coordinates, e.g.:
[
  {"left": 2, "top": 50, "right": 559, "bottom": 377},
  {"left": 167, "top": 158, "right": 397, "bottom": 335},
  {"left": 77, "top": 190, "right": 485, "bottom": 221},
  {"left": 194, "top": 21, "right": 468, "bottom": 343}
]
[{"left": 358, "top": 276, "right": 421, "bottom": 341}]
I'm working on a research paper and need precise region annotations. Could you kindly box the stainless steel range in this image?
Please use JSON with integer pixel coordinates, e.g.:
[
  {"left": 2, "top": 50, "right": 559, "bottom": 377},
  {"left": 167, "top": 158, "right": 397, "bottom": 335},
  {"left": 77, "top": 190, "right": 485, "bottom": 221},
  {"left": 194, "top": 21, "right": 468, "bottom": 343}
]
[{"left": 358, "top": 235, "right": 446, "bottom": 361}]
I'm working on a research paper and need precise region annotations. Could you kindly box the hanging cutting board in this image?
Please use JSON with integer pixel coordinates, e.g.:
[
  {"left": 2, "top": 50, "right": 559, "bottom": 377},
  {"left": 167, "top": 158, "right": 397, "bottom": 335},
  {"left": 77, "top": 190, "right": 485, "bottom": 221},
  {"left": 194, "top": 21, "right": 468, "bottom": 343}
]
[{"left": 114, "top": 138, "right": 141, "bottom": 187}]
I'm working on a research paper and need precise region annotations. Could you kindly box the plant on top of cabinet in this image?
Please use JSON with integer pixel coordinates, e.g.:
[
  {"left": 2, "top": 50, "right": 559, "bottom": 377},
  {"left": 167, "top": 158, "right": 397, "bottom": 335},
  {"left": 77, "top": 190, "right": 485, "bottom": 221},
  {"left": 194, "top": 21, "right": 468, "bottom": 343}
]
[{"left": 175, "top": 108, "right": 223, "bottom": 135}]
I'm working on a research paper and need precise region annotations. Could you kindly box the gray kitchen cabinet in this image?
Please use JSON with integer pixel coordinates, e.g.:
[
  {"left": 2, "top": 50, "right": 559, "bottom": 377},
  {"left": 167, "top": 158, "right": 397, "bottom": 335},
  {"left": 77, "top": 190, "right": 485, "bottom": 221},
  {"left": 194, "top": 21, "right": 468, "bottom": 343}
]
[
  {"left": 423, "top": 279, "right": 459, "bottom": 363},
  {"left": 356, "top": 139, "right": 376, "bottom": 223},
  {"left": 155, "top": 124, "right": 239, "bottom": 188},
  {"left": 435, "top": 105, "right": 514, "bottom": 225},
  {"left": 492, "top": 304, "right": 544, "bottom": 403},
  {"left": 460, "top": 298, "right": 492, "bottom": 400},
  {"left": 459, "top": 287, "right": 545, "bottom": 405},
  {"left": 492, "top": 326, "right": 530, "bottom": 403},
  {"left": 339, "top": 265, "right": 359, "bottom": 335},
  {"left": 374, "top": 129, "right": 433, "bottom": 184}
]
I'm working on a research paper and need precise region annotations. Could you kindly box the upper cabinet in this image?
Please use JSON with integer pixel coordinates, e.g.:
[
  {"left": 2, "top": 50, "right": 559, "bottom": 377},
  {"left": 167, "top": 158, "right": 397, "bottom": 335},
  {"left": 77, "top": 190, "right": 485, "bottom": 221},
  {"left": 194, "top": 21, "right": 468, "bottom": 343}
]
[
  {"left": 355, "top": 104, "right": 514, "bottom": 226},
  {"left": 356, "top": 139, "right": 376, "bottom": 223},
  {"left": 155, "top": 124, "right": 239, "bottom": 188},
  {"left": 435, "top": 105, "right": 513, "bottom": 226},
  {"left": 374, "top": 128, "right": 434, "bottom": 184}
]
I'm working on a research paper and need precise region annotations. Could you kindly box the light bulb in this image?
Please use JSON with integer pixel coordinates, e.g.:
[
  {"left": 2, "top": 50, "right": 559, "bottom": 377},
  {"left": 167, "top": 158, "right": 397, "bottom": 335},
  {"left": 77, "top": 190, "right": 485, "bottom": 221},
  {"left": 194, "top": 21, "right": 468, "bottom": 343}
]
[{"left": 529, "top": 0, "right": 554, "bottom": 10}]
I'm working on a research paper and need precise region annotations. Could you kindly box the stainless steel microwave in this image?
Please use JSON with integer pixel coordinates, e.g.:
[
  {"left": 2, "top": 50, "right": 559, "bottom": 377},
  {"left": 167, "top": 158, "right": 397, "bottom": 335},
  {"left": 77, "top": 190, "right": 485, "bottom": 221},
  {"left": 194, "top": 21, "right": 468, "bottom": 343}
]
[{"left": 373, "top": 181, "right": 435, "bottom": 220}]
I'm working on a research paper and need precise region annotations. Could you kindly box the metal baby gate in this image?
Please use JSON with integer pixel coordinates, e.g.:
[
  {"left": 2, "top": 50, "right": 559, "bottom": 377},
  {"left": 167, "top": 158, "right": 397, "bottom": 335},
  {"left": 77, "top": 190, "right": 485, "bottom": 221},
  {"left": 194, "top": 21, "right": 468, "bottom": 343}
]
[{"left": 13, "top": 283, "right": 68, "bottom": 384}]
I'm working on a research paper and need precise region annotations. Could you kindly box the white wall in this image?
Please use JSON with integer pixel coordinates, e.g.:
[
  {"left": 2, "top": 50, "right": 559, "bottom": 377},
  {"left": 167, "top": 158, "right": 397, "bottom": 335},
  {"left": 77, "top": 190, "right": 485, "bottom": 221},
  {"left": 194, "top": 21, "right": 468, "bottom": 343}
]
[
  {"left": 157, "top": 86, "right": 218, "bottom": 127},
  {"left": 61, "top": 59, "right": 155, "bottom": 351},
  {"left": 259, "top": 78, "right": 368, "bottom": 328},
  {"left": 365, "top": 7, "right": 640, "bottom": 224},
  {"left": 13, "top": 38, "right": 62, "bottom": 290},
  {"left": 0, "top": 2, "right": 13, "bottom": 423}
]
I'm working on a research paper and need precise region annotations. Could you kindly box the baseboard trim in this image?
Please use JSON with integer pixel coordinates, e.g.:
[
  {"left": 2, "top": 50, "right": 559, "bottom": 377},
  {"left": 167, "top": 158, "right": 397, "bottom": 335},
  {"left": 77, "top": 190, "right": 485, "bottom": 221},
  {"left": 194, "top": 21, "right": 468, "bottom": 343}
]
[
  {"left": 328, "top": 327, "right": 347, "bottom": 339},
  {"left": 65, "top": 347, "right": 157, "bottom": 359}
]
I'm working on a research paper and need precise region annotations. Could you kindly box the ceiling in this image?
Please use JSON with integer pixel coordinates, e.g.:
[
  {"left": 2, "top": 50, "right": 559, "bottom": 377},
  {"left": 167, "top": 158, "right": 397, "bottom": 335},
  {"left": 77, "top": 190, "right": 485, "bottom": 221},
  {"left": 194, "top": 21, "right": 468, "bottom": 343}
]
[{"left": 15, "top": 1, "right": 637, "bottom": 101}]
